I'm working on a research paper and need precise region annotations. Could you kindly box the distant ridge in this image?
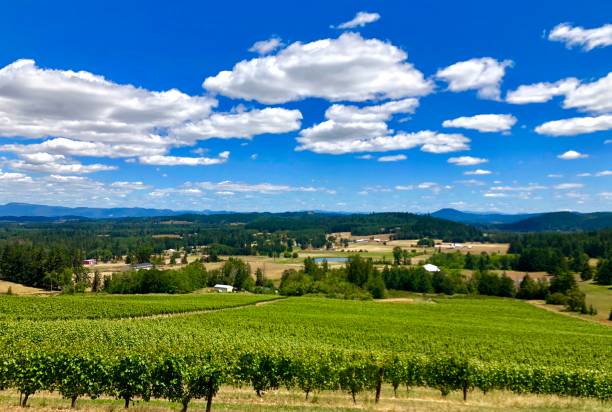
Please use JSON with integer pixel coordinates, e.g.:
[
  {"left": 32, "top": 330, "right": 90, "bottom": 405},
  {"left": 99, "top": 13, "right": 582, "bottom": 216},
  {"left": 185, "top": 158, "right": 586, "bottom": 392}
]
[
  {"left": 498, "top": 211, "right": 612, "bottom": 232},
  {"left": 0, "top": 202, "right": 219, "bottom": 219},
  {"left": 431, "top": 208, "right": 538, "bottom": 225}
]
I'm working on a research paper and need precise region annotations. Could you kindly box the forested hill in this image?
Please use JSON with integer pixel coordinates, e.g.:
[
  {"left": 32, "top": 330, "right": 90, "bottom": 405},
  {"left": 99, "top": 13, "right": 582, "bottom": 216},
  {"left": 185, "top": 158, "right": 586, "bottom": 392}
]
[
  {"left": 498, "top": 211, "right": 612, "bottom": 232},
  {"left": 0, "top": 202, "right": 214, "bottom": 218},
  {"left": 431, "top": 208, "right": 538, "bottom": 225}
]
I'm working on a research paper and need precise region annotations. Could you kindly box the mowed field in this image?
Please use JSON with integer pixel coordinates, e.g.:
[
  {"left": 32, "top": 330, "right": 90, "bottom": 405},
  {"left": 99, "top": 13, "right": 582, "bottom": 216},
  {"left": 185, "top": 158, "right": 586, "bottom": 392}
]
[{"left": 0, "top": 293, "right": 610, "bottom": 411}]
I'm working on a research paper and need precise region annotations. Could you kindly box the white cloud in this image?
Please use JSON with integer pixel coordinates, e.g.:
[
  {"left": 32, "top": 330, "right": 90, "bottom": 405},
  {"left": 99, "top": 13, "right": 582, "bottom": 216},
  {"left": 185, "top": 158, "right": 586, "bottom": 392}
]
[
  {"left": 395, "top": 185, "right": 414, "bottom": 191},
  {"left": 555, "top": 183, "right": 584, "bottom": 190},
  {"left": 297, "top": 129, "right": 469, "bottom": 155},
  {"left": 296, "top": 98, "right": 468, "bottom": 154},
  {"left": 357, "top": 154, "right": 373, "bottom": 160},
  {"left": 334, "top": 11, "right": 381, "bottom": 29},
  {"left": 110, "top": 181, "right": 151, "bottom": 190},
  {"left": 507, "top": 72, "right": 612, "bottom": 114},
  {"left": 547, "top": 174, "right": 564, "bottom": 178},
  {"left": 557, "top": 150, "right": 588, "bottom": 160},
  {"left": 436, "top": 57, "right": 513, "bottom": 100},
  {"left": 204, "top": 33, "right": 433, "bottom": 104},
  {"left": 0, "top": 59, "right": 215, "bottom": 146},
  {"left": 484, "top": 193, "right": 508, "bottom": 198},
  {"left": 548, "top": 23, "right": 612, "bottom": 51},
  {"left": 377, "top": 154, "right": 406, "bottom": 162},
  {"left": 0, "top": 169, "right": 32, "bottom": 183},
  {"left": 0, "top": 59, "right": 301, "bottom": 167},
  {"left": 506, "top": 78, "right": 579, "bottom": 104},
  {"left": 535, "top": 114, "right": 612, "bottom": 136},
  {"left": 138, "top": 151, "right": 230, "bottom": 166},
  {"left": 5, "top": 152, "right": 116, "bottom": 174},
  {"left": 562, "top": 72, "right": 612, "bottom": 114},
  {"left": 597, "top": 170, "right": 612, "bottom": 176},
  {"left": 464, "top": 169, "right": 492, "bottom": 175},
  {"left": 249, "top": 37, "right": 283, "bottom": 54},
  {"left": 490, "top": 184, "right": 546, "bottom": 192},
  {"left": 170, "top": 107, "right": 302, "bottom": 143},
  {"left": 191, "top": 180, "right": 332, "bottom": 194},
  {"left": 448, "top": 156, "right": 488, "bottom": 166},
  {"left": 442, "top": 114, "right": 516, "bottom": 132}
]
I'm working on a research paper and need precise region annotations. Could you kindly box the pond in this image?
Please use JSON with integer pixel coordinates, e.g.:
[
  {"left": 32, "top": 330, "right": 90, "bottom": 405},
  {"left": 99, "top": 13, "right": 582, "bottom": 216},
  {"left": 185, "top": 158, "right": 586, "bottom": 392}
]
[{"left": 312, "top": 257, "right": 349, "bottom": 263}]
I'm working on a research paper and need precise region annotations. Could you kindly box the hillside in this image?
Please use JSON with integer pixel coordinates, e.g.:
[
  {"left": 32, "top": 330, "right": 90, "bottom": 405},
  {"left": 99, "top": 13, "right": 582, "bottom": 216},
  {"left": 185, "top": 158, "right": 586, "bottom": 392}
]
[
  {"left": 431, "top": 208, "right": 539, "bottom": 225},
  {"left": 0, "top": 202, "right": 218, "bottom": 218},
  {"left": 499, "top": 211, "right": 612, "bottom": 232}
]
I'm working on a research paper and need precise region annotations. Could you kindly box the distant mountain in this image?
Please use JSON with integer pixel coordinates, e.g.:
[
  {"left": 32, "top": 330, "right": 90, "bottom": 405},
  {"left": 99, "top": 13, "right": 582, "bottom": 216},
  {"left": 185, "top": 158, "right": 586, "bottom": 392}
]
[
  {"left": 498, "top": 211, "right": 612, "bottom": 232},
  {"left": 0, "top": 203, "right": 225, "bottom": 219},
  {"left": 431, "top": 208, "right": 539, "bottom": 225}
]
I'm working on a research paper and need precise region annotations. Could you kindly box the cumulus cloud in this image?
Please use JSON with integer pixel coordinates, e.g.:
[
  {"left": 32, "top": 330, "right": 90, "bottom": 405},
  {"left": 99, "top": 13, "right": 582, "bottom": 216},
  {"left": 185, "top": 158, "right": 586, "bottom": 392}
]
[
  {"left": 0, "top": 59, "right": 301, "bottom": 168},
  {"left": 506, "top": 78, "right": 579, "bottom": 104},
  {"left": 442, "top": 114, "right": 516, "bottom": 132},
  {"left": 377, "top": 154, "right": 406, "bottom": 162},
  {"left": 535, "top": 114, "right": 612, "bottom": 136},
  {"left": 138, "top": 151, "right": 230, "bottom": 166},
  {"left": 334, "top": 11, "right": 381, "bottom": 29},
  {"left": 548, "top": 23, "right": 612, "bottom": 51},
  {"left": 298, "top": 129, "right": 469, "bottom": 155},
  {"left": 436, "top": 57, "right": 513, "bottom": 100},
  {"left": 110, "top": 181, "right": 151, "bottom": 190},
  {"left": 447, "top": 156, "right": 488, "bottom": 166},
  {"left": 6, "top": 152, "right": 116, "bottom": 174},
  {"left": 170, "top": 107, "right": 302, "bottom": 144},
  {"left": 557, "top": 150, "right": 588, "bottom": 160},
  {"left": 464, "top": 169, "right": 492, "bottom": 175},
  {"left": 297, "top": 99, "right": 468, "bottom": 155},
  {"left": 248, "top": 37, "right": 283, "bottom": 54},
  {"left": 507, "top": 72, "right": 612, "bottom": 114},
  {"left": 203, "top": 33, "right": 433, "bottom": 104}
]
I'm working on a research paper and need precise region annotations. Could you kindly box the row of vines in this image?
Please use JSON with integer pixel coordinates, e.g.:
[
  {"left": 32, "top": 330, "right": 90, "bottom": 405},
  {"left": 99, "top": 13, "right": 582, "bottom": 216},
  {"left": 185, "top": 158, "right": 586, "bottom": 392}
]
[{"left": 1, "top": 350, "right": 610, "bottom": 411}]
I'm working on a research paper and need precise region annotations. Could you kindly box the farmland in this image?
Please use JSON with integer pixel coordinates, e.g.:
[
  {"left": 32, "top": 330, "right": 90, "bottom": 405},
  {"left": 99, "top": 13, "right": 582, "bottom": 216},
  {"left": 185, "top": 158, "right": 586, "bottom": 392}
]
[{"left": 0, "top": 293, "right": 610, "bottom": 410}]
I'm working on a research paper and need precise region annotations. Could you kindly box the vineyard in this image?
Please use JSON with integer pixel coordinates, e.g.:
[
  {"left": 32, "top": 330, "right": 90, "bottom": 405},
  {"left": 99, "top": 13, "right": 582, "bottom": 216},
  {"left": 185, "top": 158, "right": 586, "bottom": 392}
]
[
  {"left": 0, "top": 293, "right": 276, "bottom": 320},
  {"left": 0, "top": 295, "right": 610, "bottom": 410}
]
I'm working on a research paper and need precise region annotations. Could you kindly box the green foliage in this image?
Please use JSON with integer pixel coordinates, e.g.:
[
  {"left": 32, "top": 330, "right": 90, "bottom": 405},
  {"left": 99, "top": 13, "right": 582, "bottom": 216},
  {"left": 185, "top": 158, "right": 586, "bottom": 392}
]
[
  {"left": 595, "top": 259, "right": 612, "bottom": 285},
  {"left": 104, "top": 262, "right": 208, "bottom": 294}
]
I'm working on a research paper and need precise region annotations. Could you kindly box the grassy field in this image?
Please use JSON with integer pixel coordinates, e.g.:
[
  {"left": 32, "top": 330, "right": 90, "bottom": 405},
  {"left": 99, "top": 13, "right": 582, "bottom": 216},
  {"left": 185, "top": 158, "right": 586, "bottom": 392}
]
[
  {"left": 579, "top": 280, "right": 612, "bottom": 321},
  {"left": 0, "top": 386, "right": 609, "bottom": 412}
]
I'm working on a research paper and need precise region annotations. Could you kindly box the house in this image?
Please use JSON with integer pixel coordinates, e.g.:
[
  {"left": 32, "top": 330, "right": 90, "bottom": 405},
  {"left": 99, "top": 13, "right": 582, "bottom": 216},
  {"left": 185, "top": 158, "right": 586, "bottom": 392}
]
[
  {"left": 213, "top": 284, "right": 234, "bottom": 293},
  {"left": 133, "top": 263, "right": 154, "bottom": 271},
  {"left": 423, "top": 263, "right": 441, "bottom": 273},
  {"left": 82, "top": 259, "right": 97, "bottom": 266}
]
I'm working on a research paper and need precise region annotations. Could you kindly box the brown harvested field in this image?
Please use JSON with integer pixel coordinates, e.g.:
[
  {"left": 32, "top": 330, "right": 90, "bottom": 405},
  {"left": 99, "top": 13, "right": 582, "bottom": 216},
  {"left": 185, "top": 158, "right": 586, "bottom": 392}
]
[
  {"left": 461, "top": 270, "right": 549, "bottom": 282},
  {"left": 151, "top": 234, "right": 182, "bottom": 239},
  {"left": 159, "top": 220, "right": 191, "bottom": 225},
  {"left": 0, "top": 280, "right": 49, "bottom": 295}
]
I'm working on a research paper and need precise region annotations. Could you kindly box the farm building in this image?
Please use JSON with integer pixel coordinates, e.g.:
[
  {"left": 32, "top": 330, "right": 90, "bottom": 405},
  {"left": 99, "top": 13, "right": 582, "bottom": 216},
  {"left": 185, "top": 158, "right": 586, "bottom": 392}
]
[
  {"left": 423, "top": 264, "right": 441, "bottom": 272},
  {"left": 82, "top": 259, "right": 97, "bottom": 266},
  {"left": 133, "top": 263, "right": 154, "bottom": 271},
  {"left": 214, "top": 284, "right": 234, "bottom": 293}
]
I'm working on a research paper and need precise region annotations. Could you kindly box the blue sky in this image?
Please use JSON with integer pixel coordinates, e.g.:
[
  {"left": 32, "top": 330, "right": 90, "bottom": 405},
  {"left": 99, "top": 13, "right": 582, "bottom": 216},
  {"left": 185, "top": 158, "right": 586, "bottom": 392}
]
[{"left": 0, "top": 0, "right": 610, "bottom": 213}]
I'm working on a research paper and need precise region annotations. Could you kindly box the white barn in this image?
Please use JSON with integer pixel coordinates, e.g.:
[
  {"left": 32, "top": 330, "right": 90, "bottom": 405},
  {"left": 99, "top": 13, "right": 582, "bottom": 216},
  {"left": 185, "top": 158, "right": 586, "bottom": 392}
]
[
  {"left": 213, "top": 284, "right": 234, "bottom": 293},
  {"left": 423, "top": 264, "right": 441, "bottom": 273}
]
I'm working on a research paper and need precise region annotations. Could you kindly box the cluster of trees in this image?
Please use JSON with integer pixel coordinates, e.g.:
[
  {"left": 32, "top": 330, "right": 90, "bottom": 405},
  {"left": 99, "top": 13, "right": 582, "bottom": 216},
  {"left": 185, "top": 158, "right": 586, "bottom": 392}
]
[
  {"left": 382, "top": 266, "right": 517, "bottom": 297},
  {"left": 279, "top": 256, "right": 385, "bottom": 299},
  {"left": 0, "top": 242, "right": 86, "bottom": 290},
  {"left": 104, "top": 258, "right": 275, "bottom": 295},
  {"left": 428, "top": 251, "right": 517, "bottom": 271},
  {"left": 1, "top": 350, "right": 609, "bottom": 411}
]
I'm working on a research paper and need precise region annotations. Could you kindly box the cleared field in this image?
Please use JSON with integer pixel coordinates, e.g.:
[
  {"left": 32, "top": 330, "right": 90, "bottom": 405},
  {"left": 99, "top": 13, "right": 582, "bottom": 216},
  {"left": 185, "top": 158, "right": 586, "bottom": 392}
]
[
  {"left": 0, "top": 280, "right": 47, "bottom": 295},
  {"left": 0, "top": 293, "right": 277, "bottom": 320}
]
